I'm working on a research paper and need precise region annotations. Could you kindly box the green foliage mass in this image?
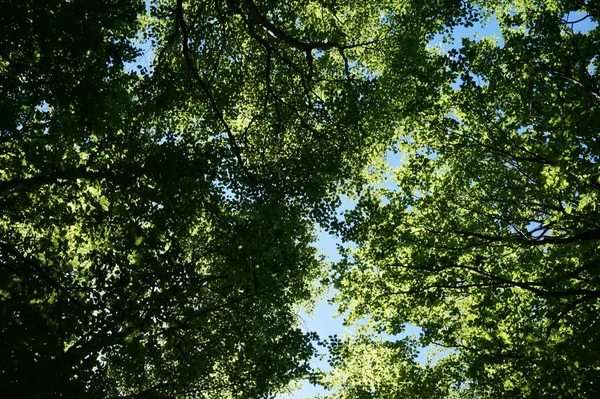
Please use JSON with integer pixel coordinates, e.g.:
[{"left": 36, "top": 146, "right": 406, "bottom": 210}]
[
  {"left": 325, "top": 1, "right": 600, "bottom": 398},
  {"left": 1, "top": 0, "right": 599, "bottom": 398}
]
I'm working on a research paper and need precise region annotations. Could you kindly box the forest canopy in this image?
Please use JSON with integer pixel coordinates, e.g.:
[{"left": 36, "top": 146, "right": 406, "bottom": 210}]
[{"left": 1, "top": 0, "right": 599, "bottom": 398}]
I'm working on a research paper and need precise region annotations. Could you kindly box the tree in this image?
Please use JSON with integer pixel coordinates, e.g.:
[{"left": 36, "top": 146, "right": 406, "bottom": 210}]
[
  {"left": 327, "top": 0, "right": 600, "bottom": 397},
  {"left": 6, "top": 0, "right": 596, "bottom": 397},
  {"left": 0, "top": 0, "right": 460, "bottom": 397}
]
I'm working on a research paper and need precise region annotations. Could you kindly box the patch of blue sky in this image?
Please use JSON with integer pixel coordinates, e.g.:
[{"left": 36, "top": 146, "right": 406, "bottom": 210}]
[
  {"left": 288, "top": 10, "right": 511, "bottom": 399},
  {"left": 562, "top": 10, "right": 598, "bottom": 34},
  {"left": 429, "top": 14, "right": 502, "bottom": 53},
  {"left": 287, "top": 280, "right": 427, "bottom": 399},
  {"left": 124, "top": 0, "right": 154, "bottom": 75},
  {"left": 287, "top": 19, "right": 501, "bottom": 399}
]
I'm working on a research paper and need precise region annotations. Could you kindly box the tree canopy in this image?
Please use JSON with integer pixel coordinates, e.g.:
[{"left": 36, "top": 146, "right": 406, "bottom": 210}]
[
  {"left": 1, "top": 0, "right": 599, "bottom": 398},
  {"left": 324, "top": 1, "right": 600, "bottom": 398}
]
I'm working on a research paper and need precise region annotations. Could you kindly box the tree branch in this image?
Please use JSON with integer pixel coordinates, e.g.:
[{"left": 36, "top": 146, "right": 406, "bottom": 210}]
[
  {"left": 451, "top": 227, "right": 600, "bottom": 246},
  {"left": 175, "top": 0, "right": 254, "bottom": 182},
  {"left": 388, "top": 261, "right": 600, "bottom": 299}
]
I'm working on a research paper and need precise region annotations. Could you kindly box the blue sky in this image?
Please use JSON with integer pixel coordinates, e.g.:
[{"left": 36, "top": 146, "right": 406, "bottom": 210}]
[{"left": 282, "top": 15, "right": 504, "bottom": 399}]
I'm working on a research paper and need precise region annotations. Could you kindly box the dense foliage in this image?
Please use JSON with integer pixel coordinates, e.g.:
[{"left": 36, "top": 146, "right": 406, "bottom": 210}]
[
  {"left": 325, "top": 1, "right": 600, "bottom": 398},
  {"left": 1, "top": 0, "right": 599, "bottom": 398}
]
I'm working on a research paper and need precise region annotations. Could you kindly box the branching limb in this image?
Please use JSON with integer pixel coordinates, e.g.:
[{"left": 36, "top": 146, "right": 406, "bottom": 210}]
[
  {"left": 175, "top": 0, "right": 255, "bottom": 183},
  {"left": 388, "top": 261, "right": 600, "bottom": 299}
]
